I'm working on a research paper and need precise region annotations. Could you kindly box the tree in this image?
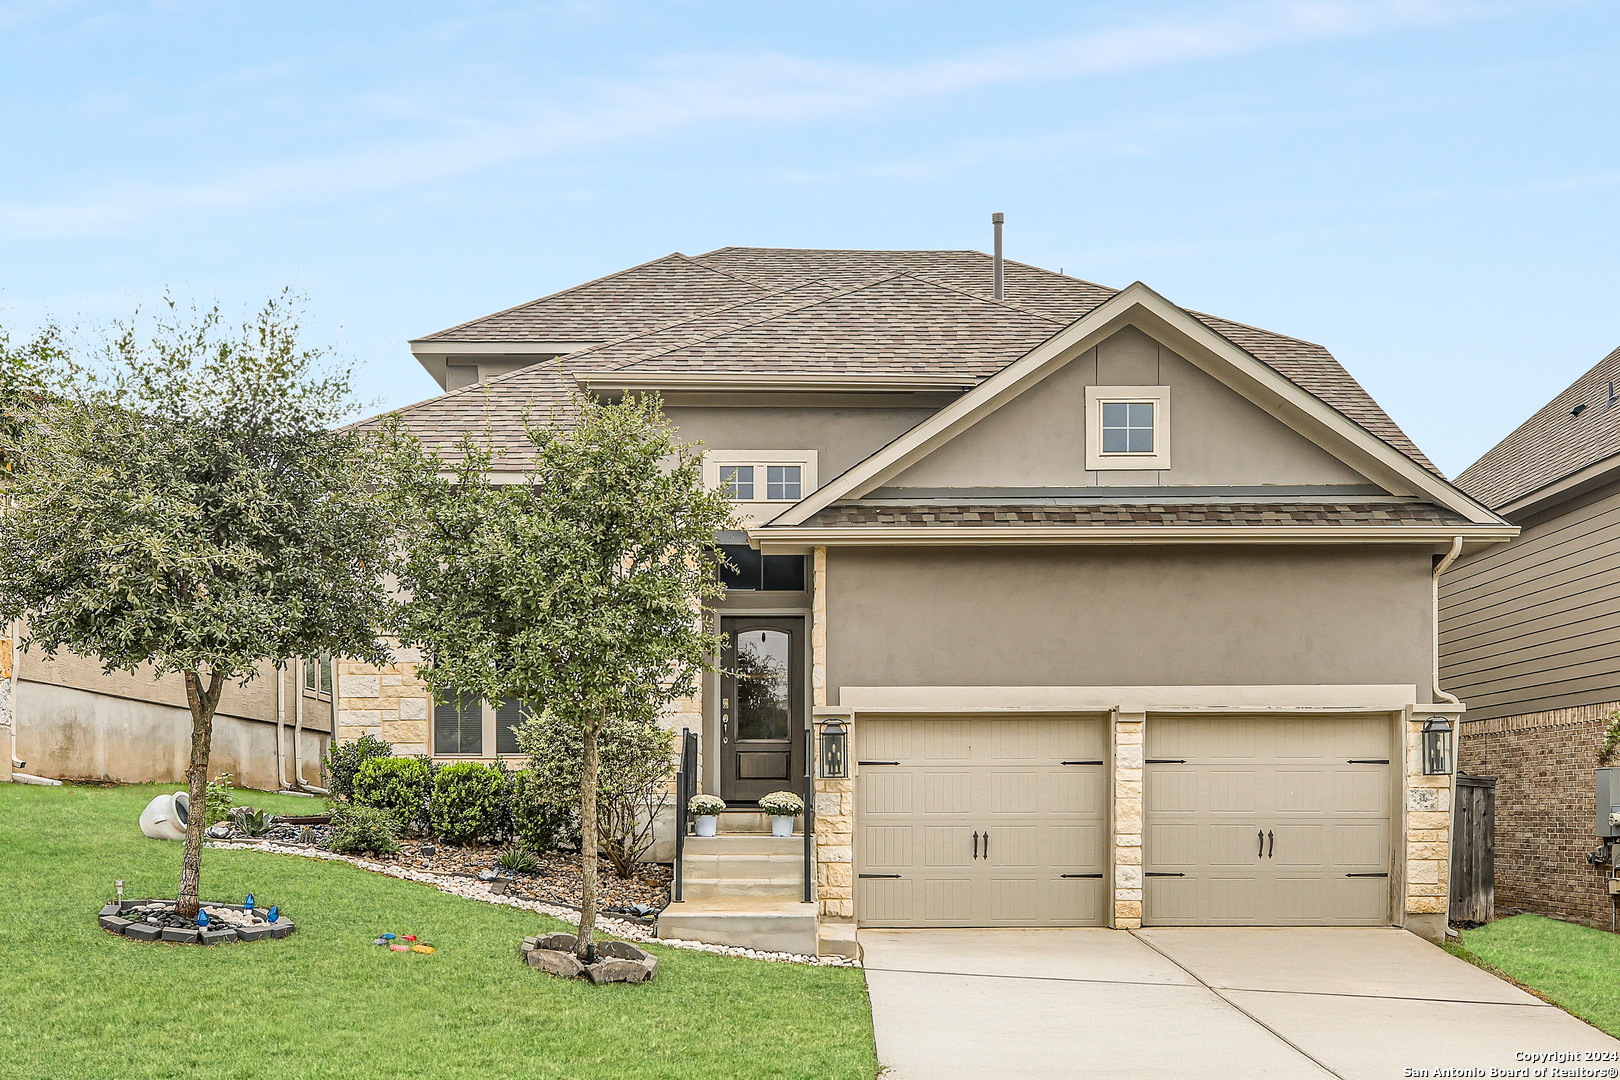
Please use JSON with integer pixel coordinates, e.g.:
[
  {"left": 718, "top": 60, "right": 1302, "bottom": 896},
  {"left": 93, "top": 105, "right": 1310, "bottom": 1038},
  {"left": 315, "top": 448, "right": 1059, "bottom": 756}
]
[
  {"left": 387, "top": 391, "right": 733, "bottom": 962},
  {"left": 0, "top": 292, "right": 397, "bottom": 917}
]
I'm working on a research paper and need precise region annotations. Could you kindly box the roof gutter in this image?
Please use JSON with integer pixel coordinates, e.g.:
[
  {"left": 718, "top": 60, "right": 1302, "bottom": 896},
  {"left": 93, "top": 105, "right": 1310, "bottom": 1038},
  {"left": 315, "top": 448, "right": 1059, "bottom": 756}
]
[
  {"left": 1432, "top": 535, "right": 1464, "bottom": 706},
  {"left": 750, "top": 524, "right": 1519, "bottom": 550}
]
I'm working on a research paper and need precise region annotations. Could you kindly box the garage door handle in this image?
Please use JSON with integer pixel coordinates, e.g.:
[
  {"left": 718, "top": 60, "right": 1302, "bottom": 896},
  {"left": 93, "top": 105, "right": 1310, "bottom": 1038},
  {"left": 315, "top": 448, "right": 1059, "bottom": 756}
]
[
  {"left": 858, "top": 760, "right": 899, "bottom": 766},
  {"left": 1061, "top": 873, "right": 1103, "bottom": 878},
  {"left": 1347, "top": 759, "right": 1389, "bottom": 764},
  {"left": 972, "top": 831, "right": 979, "bottom": 859},
  {"left": 982, "top": 831, "right": 989, "bottom": 858},
  {"left": 1258, "top": 830, "right": 1265, "bottom": 856},
  {"left": 859, "top": 874, "right": 902, "bottom": 879},
  {"left": 1346, "top": 872, "right": 1389, "bottom": 878},
  {"left": 1145, "top": 872, "right": 1185, "bottom": 877},
  {"left": 1061, "top": 760, "right": 1103, "bottom": 765},
  {"left": 1146, "top": 758, "right": 1186, "bottom": 764},
  {"left": 1267, "top": 830, "right": 1274, "bottom": 858}
]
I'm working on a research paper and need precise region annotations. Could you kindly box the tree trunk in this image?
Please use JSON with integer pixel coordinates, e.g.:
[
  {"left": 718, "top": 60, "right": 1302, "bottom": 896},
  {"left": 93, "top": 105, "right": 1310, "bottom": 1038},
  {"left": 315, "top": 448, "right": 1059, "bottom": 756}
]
[
  {"left": 176, "top": 667, "right": 225, "bottom": 919},
  {"left": 575, "top": 716, "right": 602, "bottom": 963}
]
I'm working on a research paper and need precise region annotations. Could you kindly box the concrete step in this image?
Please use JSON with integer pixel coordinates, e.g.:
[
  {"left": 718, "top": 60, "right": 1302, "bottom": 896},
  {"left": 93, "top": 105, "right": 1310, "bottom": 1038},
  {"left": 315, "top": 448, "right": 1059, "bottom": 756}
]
[
  {"left": 657, "top": 897, "right": 820, "bottom": 955},
  {"left": 711, "top": 810, "right": 802, "bottom": 836},
  {"left": 682, "top": 877, "right": 805, "bottom": 901},
  {"left": 685, "top": 834, "right": 802, "bottom": 857},
  {"left": 681, "top": 853, "right": 805, "bottom": 880}
]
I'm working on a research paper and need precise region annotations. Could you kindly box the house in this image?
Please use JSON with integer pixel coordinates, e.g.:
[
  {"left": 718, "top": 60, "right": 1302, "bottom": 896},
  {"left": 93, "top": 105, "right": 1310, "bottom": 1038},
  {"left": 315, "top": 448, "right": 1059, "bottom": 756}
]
[
  {"left": 1440, "top": 344, "right": 1620, "bottom": 929},
  {"left": 347, "top": 236, "right": 1514, "bottom": 955}
]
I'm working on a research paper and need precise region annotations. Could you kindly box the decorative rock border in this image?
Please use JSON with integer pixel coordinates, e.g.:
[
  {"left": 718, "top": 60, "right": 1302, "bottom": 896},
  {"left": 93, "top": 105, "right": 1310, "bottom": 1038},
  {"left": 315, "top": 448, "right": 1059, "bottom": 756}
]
[
  {"left": 99, "top": 900, "right": 294, "bottom": 944},
  {"left": 521, "top": 933, "right": 658, "bottom": 983}
]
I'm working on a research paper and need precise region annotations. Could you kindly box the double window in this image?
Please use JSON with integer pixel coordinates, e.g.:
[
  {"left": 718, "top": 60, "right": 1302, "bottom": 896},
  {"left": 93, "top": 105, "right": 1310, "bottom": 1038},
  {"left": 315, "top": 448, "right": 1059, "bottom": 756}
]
[
  {"left": 433, "top": 693, "right": 535, "bottom": 757},
  {"left": 303, "top": 654, "right": 333, "bottom": 697},
  {"left": 719, "top": 544, "right": 806, "bottom": 592},
  {"left": 707, "top": 452, "right": 819, "bottom": 508},
  {"left": 1085, "top": 386, "right": 1171, "bottom": 470}
]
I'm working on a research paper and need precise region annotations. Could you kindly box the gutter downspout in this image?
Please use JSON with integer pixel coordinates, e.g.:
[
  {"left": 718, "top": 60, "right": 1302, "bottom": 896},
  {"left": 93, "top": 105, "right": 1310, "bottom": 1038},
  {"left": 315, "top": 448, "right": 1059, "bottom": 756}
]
[
  {"left": 9, "top": 617, "right": 21, "bottom": 772},
  {"left": 1432, "top": 536, "right": 1464, "bottom": 705},
  {"left": 294, "top": 658, "right": 305, "bottom": 789},
  {"left": 275, "top": 662, "right": 288, "bottom": 790}
]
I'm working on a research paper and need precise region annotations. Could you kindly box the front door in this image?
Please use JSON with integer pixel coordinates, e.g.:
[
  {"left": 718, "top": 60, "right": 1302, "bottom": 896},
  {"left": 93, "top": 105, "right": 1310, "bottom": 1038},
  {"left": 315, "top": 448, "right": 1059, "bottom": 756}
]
[{"left": 719, "top": 617, "right": 805, "bottom": 804}]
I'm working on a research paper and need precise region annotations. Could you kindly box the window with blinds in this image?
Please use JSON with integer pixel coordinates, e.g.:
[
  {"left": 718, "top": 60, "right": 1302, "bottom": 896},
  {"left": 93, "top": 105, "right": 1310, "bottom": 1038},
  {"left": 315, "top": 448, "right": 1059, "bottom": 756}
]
[
  {"left": 434, "top": 692, "right": 483, "bottom": 756},
  {"left": 496, "top": 698, "right": 533, "bottom": 756}
]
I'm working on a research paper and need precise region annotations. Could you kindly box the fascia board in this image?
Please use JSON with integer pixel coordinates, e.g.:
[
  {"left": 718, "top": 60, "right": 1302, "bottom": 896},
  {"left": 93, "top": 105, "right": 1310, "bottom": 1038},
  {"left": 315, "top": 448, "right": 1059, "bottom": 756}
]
[
  {"left": 409, "top": 340, "right": 603, "bottom": 356},
  {"left": 773, "top": 282, "right": 1503, "bottom": 528},
  {"left": 749, "top": 524, "right": 1518, "bottom": 550},
  {"left": 1495, "top": 450, "right": 1620, "bottom": 520},
  {"left": 573, "top": 372, "right": 979, "bottom": 394}
]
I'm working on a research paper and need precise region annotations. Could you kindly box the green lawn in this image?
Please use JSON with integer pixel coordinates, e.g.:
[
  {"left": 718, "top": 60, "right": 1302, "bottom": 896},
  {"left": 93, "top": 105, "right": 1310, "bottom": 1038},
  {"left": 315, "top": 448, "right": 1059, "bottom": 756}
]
[
  {"left": 0, "top": 782, "right": 876, "bottom": 1080},
  {"left": 1456, "top": 914, "right": 1620, "bottom": 1037}
]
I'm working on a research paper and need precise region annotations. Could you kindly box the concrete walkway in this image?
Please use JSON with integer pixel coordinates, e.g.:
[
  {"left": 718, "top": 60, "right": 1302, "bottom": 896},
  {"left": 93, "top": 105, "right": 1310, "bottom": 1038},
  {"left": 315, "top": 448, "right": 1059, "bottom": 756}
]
[{"left": 860, "top": 927, "right": 1620, "bottom": 1079}]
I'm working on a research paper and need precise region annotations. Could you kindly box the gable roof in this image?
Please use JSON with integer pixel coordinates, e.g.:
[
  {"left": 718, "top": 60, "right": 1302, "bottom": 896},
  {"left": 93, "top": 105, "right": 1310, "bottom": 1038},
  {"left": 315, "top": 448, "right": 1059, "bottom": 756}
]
[
  {"left": 765, "top": 283, "right": 1502, "bottom": 530},
  {"left": 382, "top": 246, "right": 1441, "bottom": 480},
  {"left": 1456, "top": 343, "right": 1620, "bottom": 513}
]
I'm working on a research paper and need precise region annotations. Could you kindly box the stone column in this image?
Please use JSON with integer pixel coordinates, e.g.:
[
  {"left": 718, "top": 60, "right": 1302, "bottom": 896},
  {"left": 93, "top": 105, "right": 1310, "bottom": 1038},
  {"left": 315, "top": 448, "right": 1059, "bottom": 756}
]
[
  {"left": 1112, "top": 709, "right": 1146, "bottom": 928},
  {"left": 809, "top": 547, "right": 856, "bottom": 954},
  {"left": 1403, "top": 704, "right": 1461, "bottom": 942}
]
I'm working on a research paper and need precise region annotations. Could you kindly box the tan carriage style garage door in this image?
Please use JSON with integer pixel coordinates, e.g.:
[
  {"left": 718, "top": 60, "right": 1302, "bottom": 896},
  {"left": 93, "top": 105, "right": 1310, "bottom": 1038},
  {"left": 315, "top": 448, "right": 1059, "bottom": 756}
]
[
  {"left": 1143, "top": 714, "right": 1394, "bottom": 926},
  {"left": 855, "top": 715, "right": 1107, "bottom": 927}
]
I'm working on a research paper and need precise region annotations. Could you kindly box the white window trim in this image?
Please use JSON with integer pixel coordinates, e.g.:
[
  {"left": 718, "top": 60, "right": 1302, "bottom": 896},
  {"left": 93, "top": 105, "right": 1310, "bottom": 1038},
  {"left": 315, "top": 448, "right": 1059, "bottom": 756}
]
[
  {"left": 1085, "top": 385, "right": 1171, "bottom": 471},
  {"left": 703, "top": 450, "right": 819, "bottom": 504}
]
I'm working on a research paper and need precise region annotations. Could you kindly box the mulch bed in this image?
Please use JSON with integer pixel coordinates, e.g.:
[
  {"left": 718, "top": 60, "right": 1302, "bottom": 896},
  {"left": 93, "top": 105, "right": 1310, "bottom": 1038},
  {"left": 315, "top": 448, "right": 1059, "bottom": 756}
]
[{"left": 254, "top": 824, "right": 670, "bottom": 915}]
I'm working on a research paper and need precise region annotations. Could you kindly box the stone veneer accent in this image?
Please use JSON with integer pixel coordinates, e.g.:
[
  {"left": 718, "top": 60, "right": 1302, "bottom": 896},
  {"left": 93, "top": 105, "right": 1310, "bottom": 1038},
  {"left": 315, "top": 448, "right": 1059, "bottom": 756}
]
[
  {"left": 336, "top": 649, "right": 433, "bottom": 755},
  {"left": 1458, "top": 700, "right": 1620, "bottom": 929},
  {"left": 1111, "top": 711, "right": 1145, "bottom": 928},
  {"left": 1404, "top": 710, "right": 1457, "bottom": 927},
  {"left": 809, "top": 547, "right": 853, "bottom": 922}
]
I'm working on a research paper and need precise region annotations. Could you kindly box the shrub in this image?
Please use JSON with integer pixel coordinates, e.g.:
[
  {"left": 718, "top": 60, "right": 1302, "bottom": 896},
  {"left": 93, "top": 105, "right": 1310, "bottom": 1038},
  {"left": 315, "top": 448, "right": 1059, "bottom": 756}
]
[
  {"left": 759, "top": 791, "right": 803, "bottom": 817},
  {"left": 204, "top": 774, "right": 236, "bottom": 826},
  {"left": 324, "top": 734, "right": 393, "bottom": 802},
  {"left": 519, "top": 712, "right": 676, "bottom": 878},
  {"left": 688, "top": 793, "right": 726, "bottom": 817},
  {"left": 510, "top": 768, "right": 577, "bottom": 853},
  {"left": 430, "top": 762, "right": 508, "bottom": 845},
  {"left": 352, "top": 756, "right": 432, "bottom": 833},
  {"left": 329, "top": 804, "right": 401, "bottom": 856},
  {"left": 497, "top": 846, "right": 540, "bottom": 874}
]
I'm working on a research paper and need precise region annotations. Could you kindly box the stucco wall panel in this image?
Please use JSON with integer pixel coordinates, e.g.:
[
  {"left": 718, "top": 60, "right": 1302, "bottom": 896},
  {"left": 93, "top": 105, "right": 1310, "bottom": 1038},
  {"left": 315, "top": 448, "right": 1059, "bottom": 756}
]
[{"left": 665, "top": 406, "right": 937, "bottom": 482}]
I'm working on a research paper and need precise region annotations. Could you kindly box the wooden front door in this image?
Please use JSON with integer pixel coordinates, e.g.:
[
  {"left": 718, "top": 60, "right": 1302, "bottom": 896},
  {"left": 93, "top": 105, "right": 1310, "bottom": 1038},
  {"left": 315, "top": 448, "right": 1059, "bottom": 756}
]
[{"left": 719, "top": 617, "right": 805, "bottom": 804}]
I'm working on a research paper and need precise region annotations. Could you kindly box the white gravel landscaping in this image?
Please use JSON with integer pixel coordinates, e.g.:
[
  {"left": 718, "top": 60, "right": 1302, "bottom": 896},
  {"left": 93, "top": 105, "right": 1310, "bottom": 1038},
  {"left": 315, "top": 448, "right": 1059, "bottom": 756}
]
[{"left": 207, "top": 839, "right": 861, "bottom": 968}]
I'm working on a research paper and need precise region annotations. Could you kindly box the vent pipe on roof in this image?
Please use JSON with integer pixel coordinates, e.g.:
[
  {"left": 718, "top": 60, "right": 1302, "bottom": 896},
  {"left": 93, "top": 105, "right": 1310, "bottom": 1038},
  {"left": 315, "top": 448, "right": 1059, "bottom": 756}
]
[{"left": 992, "top": 213, "right": 1005, "bottom": 300}]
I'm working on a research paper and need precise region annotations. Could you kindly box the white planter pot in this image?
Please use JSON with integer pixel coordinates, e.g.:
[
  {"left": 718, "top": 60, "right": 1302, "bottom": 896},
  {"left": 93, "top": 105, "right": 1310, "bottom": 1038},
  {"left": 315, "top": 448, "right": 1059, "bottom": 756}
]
[
  {"left": 771, "top": 815, "right": 795, "bottom": 837},
  {"left": 695, "top": 815, "right": 718, "bottom": 838}
]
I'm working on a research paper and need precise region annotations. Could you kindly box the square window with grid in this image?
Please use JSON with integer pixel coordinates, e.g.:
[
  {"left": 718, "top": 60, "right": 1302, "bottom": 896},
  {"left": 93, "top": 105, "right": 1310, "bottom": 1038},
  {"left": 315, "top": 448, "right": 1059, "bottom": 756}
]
[
  {"left": 1101, "top": 401, "right": 1155, "bottom": 454},
  {"left": 720, "top": 465, "right": 754, "bottom": 500},
  {"left": 766, "top": 465, "right": 801, "bottom": 500}
]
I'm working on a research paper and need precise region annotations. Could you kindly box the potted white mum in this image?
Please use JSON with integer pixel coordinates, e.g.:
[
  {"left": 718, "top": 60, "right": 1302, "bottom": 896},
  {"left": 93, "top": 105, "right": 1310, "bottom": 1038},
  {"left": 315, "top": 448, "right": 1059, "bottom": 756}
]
[
  {"left": 759, "top": 790, "right": 804, "bottom": 837},
  {"left": 689, "top": 793, "right": 726, "bottom": 837}
]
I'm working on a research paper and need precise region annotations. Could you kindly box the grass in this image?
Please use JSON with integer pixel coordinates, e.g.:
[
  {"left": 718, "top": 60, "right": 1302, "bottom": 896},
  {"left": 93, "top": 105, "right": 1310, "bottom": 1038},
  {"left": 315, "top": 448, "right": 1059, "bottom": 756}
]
[
  {"left": 0, "top": 782, "right": 876, "bottom": 1080},
  {"left": 1455, "top": 914, "right": 1620, "bottom": 1037}
]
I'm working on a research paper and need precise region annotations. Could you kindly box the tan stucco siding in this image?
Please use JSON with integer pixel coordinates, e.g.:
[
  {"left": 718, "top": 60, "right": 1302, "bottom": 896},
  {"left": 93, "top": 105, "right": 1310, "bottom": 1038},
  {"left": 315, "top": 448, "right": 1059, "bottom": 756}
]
[
  {"left": 1440, "top": 478, "right": 1620, "bottom": 721},
  {"left": 824, "top": 545, "right": 1434, "bottom": 694},
  {"left": 665, "top": 406, "right": 939, "bottom": 484},
  {"left": 888, "top": 326, "right": 1372, "bottom": 490}
]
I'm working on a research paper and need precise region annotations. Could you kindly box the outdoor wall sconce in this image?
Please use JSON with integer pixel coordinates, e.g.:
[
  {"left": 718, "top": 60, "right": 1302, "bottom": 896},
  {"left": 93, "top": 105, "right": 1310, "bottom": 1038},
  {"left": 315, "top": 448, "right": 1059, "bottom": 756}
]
[
  {"left": 1422, "top": 716, "right": 1454, "bottom": 776},
  {"left": 819, "top": 717, "right": 849, "bottom": 779}
]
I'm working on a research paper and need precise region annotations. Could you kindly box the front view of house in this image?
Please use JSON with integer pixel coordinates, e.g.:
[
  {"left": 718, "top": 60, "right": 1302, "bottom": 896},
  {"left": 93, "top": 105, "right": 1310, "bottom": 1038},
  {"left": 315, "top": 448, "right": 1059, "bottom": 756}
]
[{"left": 345, "top": 242, "right": 1515, "bottom": 955}]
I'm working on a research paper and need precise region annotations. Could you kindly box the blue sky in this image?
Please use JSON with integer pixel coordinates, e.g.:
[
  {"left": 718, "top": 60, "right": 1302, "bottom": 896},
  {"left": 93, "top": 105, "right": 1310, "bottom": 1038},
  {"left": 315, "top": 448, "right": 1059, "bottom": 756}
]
[{"left": 2, "top": 1, "right": 1616, "bottom": 476}]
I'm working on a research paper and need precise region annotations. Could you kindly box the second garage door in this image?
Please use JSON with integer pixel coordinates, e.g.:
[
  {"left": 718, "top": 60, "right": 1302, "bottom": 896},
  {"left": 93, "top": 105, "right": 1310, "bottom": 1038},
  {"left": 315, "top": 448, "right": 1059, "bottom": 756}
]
[
  {"left": 855, "top": 715, "right": 1107, "bottom": 927},
  {"left": 1143, "top": 714, "right": 1394, "bottom": 926}
]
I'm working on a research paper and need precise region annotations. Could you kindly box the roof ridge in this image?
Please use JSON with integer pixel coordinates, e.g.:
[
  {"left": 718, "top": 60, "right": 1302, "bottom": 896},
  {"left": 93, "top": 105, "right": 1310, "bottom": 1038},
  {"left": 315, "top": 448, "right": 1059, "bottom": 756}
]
[
  {"left": 696, "top": 246, "right": 1118, "bottom": 293},
  {"left": 894, "top": 270, "right": 1069, "bottom": 324},
  {"left": 415, "top": 252, "right": 764, "bottom": 341},
  {"left": 667, "top": 250, "right": 773, "bottom": 288}
]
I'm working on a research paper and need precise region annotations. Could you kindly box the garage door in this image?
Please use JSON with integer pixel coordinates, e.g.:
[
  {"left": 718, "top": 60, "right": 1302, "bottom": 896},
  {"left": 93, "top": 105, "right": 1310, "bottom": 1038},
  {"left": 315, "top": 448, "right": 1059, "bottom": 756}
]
[
  {"left": 855, "top": 715, "right": 1107, "bottom": 927},
  {"left": 1143, "top": 714, "right": 1393, "bottom": 926}
]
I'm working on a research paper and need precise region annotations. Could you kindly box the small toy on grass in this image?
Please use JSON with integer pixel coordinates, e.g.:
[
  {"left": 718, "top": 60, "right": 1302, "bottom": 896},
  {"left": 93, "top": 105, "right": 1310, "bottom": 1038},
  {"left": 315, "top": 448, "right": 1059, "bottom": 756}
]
[
  {"left": 197, "top": 910, "right": 209, "bottom": 928},
  {"left": 411, "top": 945, "right": 434, "bottom": 954},
  {"left": 390, "top": 944, "right": 410, "bottom": 952},
  {"left": 267, "top": 905, "right": 279, "bottom": 923},
  {"left": 403, "top": 935, "right": 416, "bottom": 942},
  {"left": 373, "top": 937, "right": 389, "bottom": 946}
]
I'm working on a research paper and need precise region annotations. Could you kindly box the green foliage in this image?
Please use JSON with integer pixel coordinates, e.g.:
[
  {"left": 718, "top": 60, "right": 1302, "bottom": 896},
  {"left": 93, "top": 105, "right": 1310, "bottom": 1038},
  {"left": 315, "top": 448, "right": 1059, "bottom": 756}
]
[
  {"left": 323, "top": 733, "right": 394, "bottom": 802},
  {"left": 204, "top": 775, "right": 236, "bottom": 826},
  {"left": 759, "top": 791, "right": 804, "bottom": 817},
  {"left": 496, "top": 846, "right": 540, "bottom": 874},
  {"left": 0, "top": 324, "right": 61, "bottom": 475},
  {"left": 687, "top": 794, "right": 726, "bottom": 817},
  {"left": 328, "top": 803, "right": 402, "bottom": 856},
  {"left": 509, "top": 768, "right": 576, "bottom": 854},
  {"left": 519, "top": 712, "right": 675, "bottom": 877},
  {"left": 227, "top": 806, "right": 275, "bottom": 837},
  {"left": 352, "top": 757, "right": 432, "bottom": 833},
  {"left": 1600, "top": 710, "right": 1620, "bottom": 764},
  {"left": 385, "top": 390, "right": 734, "bottom": 952},
  {"left": 430, "top": 762, "right": 509, "bottom": 845}
]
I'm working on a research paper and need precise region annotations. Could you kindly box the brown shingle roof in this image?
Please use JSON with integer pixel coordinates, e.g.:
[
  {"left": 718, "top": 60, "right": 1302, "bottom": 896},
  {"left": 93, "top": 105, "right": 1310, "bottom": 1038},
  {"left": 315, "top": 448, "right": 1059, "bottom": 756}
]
[
  {"left": 795, "top": 502, "right": 1473, "bottom": 529},
  {"left": 1455, "top": 344, "right": 1620, "bottom": 511}
]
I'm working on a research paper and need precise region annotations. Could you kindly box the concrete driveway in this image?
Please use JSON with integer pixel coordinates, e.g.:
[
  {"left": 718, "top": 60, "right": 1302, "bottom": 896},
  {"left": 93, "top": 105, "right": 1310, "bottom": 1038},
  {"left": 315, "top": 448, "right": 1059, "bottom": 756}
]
[{"left": 860, "top": 927, "right": 1620, "bottom": 1079}]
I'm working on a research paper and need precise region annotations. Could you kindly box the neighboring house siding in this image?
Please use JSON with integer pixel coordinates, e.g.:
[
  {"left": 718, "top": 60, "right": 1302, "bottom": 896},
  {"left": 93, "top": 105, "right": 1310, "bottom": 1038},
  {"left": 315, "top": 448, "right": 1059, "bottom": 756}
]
[
  {"left": 824, "top": 545, "right": 1434, "bottom": 695},
  {"left": 1457, "top": 702, "right": 1620, "bottom": 929},
  {"left": 1440, "top": 479, "right": 1620, "bottom": 722}
]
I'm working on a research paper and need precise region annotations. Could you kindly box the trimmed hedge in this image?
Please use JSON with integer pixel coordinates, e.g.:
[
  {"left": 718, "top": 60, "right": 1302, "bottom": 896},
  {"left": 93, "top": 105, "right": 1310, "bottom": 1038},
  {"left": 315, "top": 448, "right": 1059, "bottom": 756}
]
[
  {"left": 430, "top": 762, "right": 508, "bottom": 845},
  {"left": 352, "top": 756, "right": 432, "bottom": 832}
]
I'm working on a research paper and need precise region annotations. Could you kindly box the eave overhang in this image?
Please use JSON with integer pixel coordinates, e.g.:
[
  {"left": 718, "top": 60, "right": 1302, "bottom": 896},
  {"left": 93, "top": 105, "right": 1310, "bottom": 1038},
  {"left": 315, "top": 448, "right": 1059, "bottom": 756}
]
[
  {"left": 572, "top": 371, "right": 981, "bottom": 395},
  {"left": 748, "top": 523, "right": 1518, "bottom": 553}
]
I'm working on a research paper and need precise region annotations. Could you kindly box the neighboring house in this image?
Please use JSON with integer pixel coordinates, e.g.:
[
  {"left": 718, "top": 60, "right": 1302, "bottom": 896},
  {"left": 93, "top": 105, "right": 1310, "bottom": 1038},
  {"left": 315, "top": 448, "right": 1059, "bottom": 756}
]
[
  {"left": 12, "top": 643, "right": 336, "bottom": 792},
  {"left": 1440, "top": 344, "right": 1620, "bottom": 929},
  {"left": 347, "top": 241, "right": 1514, "bottom": 955}
]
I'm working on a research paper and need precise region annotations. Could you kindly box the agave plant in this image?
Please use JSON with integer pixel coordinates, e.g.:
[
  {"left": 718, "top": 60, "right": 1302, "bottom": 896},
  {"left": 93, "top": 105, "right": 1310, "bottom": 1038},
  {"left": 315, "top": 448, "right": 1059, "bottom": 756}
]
[
  {"left": 228, "top": 805, "right": 276, "bottom": 838},
  {"left": 496, "top": 846, "right": 540, "bottom": 874}
]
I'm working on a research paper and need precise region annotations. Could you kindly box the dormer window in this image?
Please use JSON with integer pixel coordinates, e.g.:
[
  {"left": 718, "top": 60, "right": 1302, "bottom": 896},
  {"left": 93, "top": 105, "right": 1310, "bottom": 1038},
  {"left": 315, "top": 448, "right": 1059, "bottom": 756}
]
[{"left": 1086, "top": 386, "right": 1171, "bottom": 470}]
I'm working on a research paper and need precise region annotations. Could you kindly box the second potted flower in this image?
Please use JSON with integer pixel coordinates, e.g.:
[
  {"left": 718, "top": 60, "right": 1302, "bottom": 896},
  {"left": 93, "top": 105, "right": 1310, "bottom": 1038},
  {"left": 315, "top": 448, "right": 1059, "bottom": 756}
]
[{"left": 759, "top": 790, "right": 804, "bottom": 837}]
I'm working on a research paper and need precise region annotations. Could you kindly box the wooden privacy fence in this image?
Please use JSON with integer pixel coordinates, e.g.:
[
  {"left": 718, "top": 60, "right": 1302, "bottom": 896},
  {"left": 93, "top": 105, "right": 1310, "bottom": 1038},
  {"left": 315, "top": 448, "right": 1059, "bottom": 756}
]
[{"left": 1450, "top": 773, "right": 1496, "bottom": 925}]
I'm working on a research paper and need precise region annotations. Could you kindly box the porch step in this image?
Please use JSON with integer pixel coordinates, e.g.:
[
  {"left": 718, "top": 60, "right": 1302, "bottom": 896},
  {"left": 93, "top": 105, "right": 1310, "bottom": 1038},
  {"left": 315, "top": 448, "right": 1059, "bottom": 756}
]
[
  {"left": 657, "top": 898, "right": 820, "bottom": 956},
  {"left": 685, "top": 835, "right": 802, "bottom": 857},
  {"left": 681, "top": 835, "right": 807, "bottom": 900},
  {"left": 711, "top": 810, "right": 801, "bottom": 836}
]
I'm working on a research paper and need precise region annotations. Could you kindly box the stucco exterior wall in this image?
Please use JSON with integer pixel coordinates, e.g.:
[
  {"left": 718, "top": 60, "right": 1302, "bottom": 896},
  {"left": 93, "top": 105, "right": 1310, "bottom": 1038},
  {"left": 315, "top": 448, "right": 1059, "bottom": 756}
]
[
  {"left": 824, "top": 545, "right": 1435, "bottom": 695},
  {"left": 664, "top": 405, "right": 940, "bottom": 482}
]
